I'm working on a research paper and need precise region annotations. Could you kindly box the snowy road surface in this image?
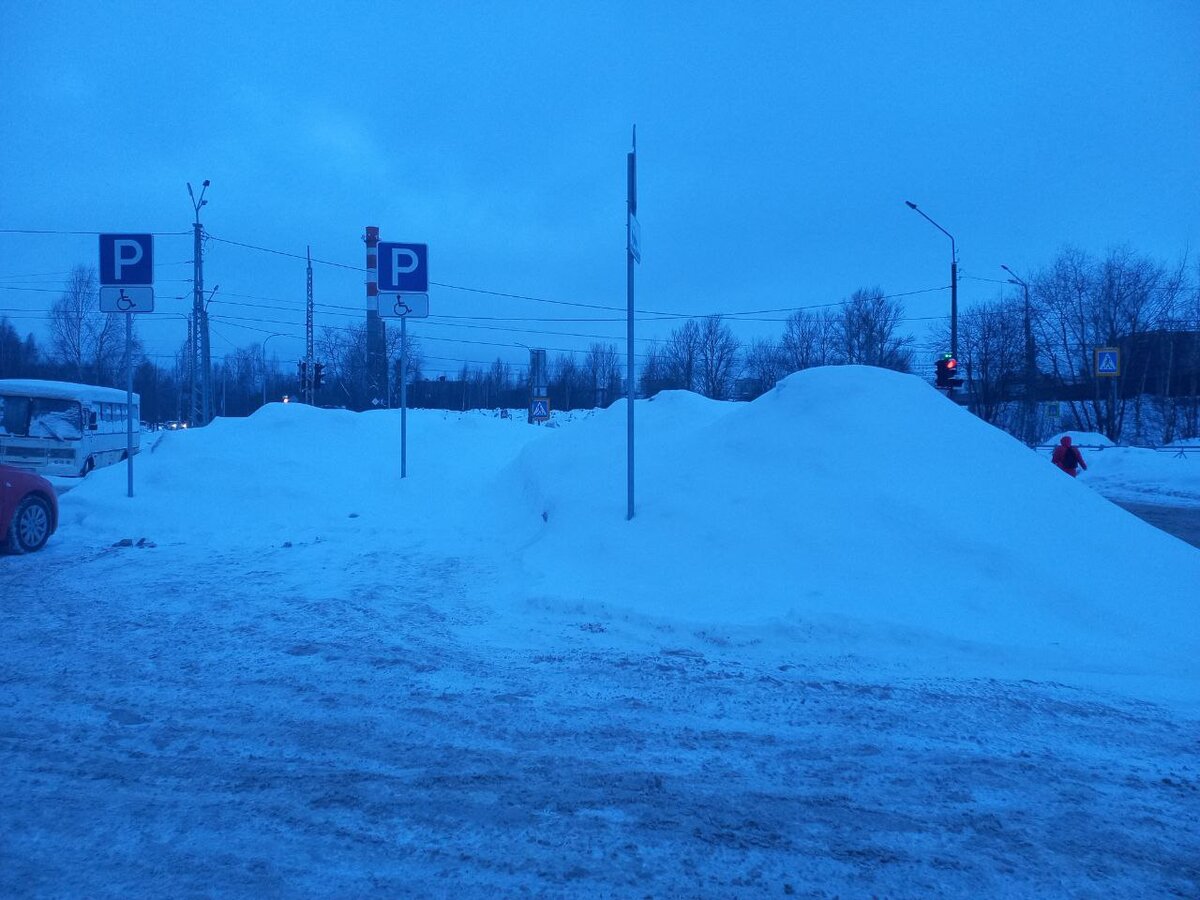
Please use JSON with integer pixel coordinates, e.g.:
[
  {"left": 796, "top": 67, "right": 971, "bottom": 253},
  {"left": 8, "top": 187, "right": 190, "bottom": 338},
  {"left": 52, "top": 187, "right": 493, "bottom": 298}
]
[
  {"left": 3, "top": 540, "right": 1198, "bottom": 898},
  {"left": 4, "top": 374, "right": 1200, "bottom": 897}
]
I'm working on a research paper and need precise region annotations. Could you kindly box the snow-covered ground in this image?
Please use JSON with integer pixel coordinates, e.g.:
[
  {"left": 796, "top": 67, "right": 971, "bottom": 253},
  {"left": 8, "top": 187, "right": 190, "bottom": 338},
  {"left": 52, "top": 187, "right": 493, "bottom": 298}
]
[{"left": 3, "top": 367, "right": 1198, "bottom": 897}]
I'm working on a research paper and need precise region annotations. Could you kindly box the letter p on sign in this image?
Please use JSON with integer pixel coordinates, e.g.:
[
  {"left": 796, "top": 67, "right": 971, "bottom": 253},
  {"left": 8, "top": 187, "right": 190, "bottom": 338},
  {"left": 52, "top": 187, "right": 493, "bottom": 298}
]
[
  {"left": 98, "top": 233, "right": 154, "bottom": 286},
  {"left": 377, "top": 241, "right": 428, "bottom": 293}
]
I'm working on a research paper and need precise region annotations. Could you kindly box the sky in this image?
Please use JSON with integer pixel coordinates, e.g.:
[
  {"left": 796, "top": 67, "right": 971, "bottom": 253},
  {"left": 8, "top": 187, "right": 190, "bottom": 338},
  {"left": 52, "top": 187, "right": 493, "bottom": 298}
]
[
  {"left": 1, "top": 0, "right": 1198, "bottom": 378},
  {"left": 4, "top": 367, "right": 1199, "bottom": 893}
]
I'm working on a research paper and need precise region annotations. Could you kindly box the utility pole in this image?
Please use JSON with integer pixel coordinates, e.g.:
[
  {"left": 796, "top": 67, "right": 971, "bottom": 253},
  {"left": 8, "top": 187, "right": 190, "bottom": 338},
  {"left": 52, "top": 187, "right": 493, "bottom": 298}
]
[
  {"left": 1002, "top": 265, "right": 1036, "bottom": 445},
  {"left": 187, "top": 180, "right": 211, "bottom": 425},
  {"left": 306, "top": 245, "right": 314, "bottom": 404}
]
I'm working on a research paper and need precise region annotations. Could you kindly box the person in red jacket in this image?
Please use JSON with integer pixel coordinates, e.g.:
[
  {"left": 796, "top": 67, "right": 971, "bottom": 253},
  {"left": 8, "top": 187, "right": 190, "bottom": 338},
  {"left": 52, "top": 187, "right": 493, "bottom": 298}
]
[{"left": 1052, "top": 435, "right": 1087, "bottom": 477}]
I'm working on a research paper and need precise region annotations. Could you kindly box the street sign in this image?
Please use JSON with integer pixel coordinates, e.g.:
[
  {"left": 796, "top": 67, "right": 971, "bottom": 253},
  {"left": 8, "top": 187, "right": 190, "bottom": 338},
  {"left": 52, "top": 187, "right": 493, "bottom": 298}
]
[
  {"left": 377, "top": 242, "right": 428, "bottom": 293},
  {"left": 379, "top": 294, "right": 432, "bottom": 319},
  {"left": 1095, "top": 347, "right": 1120, "bottom": 377},
  {"left": 531, "top": 398, "right": 550, "bottom": 422},
  {"left": 98, "top": 234, "right": 153, "bottom": 286},
  {"left": 99, "top": 286, "right": 155, "bottom": 313},
  {"left": 378, "top": 293, "right": 430, "bottom": 318}
]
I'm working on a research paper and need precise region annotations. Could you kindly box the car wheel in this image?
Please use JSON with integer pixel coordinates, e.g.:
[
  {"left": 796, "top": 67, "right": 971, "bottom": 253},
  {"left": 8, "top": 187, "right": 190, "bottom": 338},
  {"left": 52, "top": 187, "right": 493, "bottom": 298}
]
[{"left": 7, "top": 495, "right": 52, "bottom": 554}]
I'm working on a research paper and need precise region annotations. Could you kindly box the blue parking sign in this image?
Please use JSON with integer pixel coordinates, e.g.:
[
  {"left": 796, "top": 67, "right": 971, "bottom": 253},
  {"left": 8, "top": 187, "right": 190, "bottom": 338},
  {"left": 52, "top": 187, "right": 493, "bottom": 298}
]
[
  {"left": 378, "top": 242, "right": 428, "bottom": 293},
  {"left": 99, "top": 234, "right": 154, "bottom": 286}
]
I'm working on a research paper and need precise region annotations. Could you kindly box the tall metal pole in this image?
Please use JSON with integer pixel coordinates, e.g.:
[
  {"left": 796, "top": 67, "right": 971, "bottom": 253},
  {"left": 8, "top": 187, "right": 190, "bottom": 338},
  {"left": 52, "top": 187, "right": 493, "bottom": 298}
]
[
  {"left": 400, "top": 315, "right": 408, "bottom": 478},
  {"left": 125, "top": 312, "right": 134, "bottom": 498},
  {"left": 306, "top": 245, "right": 314, "bottom": 404},
  {"left": 905, "top": 201, "right": 957, "bottom": 359},
  {"left": 626, "top": 126, "right": 637, "bottom": 521},
  {"left": 187, "top": 180, "right": 210, "bottom": 425},
  {"left": 1003, "top": 265, "right": 1036, "bottom": 445}
]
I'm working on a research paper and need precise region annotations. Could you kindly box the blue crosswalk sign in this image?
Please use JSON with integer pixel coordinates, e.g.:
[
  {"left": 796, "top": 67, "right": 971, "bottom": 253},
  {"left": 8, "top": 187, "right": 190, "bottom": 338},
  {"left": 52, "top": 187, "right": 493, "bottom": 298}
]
[
  {"left": 531, "top": 399, "right": 549, "bottom": 419},
  {"left": 1095, "top": 348, "right": 1120, "bottom": 377}
]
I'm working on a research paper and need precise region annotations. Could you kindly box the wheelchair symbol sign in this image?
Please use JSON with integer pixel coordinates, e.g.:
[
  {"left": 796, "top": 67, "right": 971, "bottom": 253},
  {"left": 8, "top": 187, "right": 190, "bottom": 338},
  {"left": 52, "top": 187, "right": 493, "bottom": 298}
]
[{"left": 99, "top": 286, "right": 155, "bottom": 313}]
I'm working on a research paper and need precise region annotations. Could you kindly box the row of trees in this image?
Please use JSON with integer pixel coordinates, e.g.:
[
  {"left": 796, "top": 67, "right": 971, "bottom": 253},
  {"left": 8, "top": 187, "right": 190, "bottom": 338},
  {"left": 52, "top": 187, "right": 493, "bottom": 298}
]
[{"left": 4, "top": 249, "right": 1199, "bottom": 443}]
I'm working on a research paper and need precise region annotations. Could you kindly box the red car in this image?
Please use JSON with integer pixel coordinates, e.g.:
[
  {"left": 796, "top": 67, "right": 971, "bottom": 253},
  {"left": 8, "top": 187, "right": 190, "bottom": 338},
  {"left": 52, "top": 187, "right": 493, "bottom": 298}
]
[{"left": 1, "top": 464, "right": 58, "bottom": 553}]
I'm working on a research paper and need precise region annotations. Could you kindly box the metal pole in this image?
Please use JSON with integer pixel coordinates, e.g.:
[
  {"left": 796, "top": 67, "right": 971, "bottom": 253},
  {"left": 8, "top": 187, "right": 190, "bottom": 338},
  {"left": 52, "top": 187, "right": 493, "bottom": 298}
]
[
  {"left": 401, "top": 315, "right": 408, "bottom": 478},
  {"left": 125, "top": 312, "right": 134, "bottom": 498},
  {"left": 950, "top": 252, "right": 958, "bottom": 360},
  {"left": 626, "top": 127, "right": 637, "bottom": 521},
  {"left": 306, "top": 246, "right": 314, "bottom": 405},
  {"left": 192, "top": 218, "right": 202, "bottom": 424},
  {"left": 1004, "top": 265, "right": 1036, "bottom": 445},
  {"left": 905, "top": 201, "right": 957, "bottom": 359}
]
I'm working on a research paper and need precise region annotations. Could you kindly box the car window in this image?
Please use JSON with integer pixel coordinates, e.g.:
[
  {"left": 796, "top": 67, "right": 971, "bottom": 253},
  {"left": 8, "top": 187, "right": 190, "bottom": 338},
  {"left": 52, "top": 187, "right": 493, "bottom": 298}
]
[
  {"left": 0, "top": 394, "right": 31, "bottom": 436},
  {"left": 28, "top": 398, "right": 83, "bottom": 440}
]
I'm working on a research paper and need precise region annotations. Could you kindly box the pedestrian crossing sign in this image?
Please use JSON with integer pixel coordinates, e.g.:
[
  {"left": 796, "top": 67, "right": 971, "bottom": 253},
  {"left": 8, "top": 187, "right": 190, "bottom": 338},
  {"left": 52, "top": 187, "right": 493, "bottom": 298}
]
[
  {"left": 531, "top": 398, "right": 550, "bottom": 421},
  {"left": 1094, "top": 348, "right": 1120, "bottom": 377}
]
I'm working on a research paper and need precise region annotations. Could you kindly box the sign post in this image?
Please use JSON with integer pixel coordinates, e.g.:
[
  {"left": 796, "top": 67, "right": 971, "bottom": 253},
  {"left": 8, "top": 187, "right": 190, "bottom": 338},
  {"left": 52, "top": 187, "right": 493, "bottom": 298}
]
[
  {"left": 98, "top": 234, "right": 154, "bottom": 498},
  {"left": 377, "top": 241, "right": 429, "bottom": 478}
]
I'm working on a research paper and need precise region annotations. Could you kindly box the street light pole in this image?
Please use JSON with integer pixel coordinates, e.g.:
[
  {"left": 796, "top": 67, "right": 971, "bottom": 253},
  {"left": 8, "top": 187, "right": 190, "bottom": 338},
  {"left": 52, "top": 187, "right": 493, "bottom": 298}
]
[
  {"left": 1002, "top": 264, "right": 1037, "bottom": 445},
  {"left": 905, "top": 201, "right": 958, "bottom": 360}
]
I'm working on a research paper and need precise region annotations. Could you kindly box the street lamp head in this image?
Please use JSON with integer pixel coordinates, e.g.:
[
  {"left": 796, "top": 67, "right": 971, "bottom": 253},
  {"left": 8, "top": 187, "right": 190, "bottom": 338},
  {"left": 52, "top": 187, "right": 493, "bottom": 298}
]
[
  {"left": 904, "top": 200, "right": 918, "bottom": 210},
  {"left": 1007, "top": 278, "right": 1021, "bottom": 286}
]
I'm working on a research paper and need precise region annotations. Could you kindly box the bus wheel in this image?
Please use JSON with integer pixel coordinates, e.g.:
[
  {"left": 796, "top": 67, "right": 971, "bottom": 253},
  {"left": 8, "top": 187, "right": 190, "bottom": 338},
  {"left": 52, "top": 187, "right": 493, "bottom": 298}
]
[
  {"left": 7, "top": 495, "right": 52, "bottom": 553},
  {"left": 81, "top": 457, "right": 95, "bottom": 476}
]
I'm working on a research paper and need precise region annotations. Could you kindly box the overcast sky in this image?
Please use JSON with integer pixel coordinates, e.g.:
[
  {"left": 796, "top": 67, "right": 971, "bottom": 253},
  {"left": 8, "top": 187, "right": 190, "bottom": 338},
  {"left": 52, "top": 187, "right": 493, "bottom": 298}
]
[{"left": 2, "top": 1, "right": 1197, "bottom": 377}]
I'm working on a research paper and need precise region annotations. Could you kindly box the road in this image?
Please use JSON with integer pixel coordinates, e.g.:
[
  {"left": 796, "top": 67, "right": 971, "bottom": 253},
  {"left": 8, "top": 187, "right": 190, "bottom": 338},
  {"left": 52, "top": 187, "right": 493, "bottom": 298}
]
[{"left": 1111, "top": 501, "right": 1200, "bottom": 550}]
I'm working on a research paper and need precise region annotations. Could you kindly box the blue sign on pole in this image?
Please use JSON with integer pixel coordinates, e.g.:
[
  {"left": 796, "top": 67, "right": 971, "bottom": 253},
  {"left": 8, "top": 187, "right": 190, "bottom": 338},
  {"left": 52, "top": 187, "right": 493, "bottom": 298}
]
[
  {"left": 1095, "top": 347, "right": 1120, "bottom": 377},
  {"left": 378, "top": 242, "right": 428, "bottom": 293},
  {"left": 98, "top": 234, "right": 154, "bottom": 286}
]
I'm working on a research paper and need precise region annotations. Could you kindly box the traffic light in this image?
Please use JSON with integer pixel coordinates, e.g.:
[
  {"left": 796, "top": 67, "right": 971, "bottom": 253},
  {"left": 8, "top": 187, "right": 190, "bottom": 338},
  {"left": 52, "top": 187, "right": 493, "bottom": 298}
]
[
  {"left": 313, "top": 362, "right": 324, "bottom": 390},
  {"left": 935, "top": 355, "right": 963, "bottom": 388},
  {"left": 298, "top": 360, "right": 307, "bottom": 389}
]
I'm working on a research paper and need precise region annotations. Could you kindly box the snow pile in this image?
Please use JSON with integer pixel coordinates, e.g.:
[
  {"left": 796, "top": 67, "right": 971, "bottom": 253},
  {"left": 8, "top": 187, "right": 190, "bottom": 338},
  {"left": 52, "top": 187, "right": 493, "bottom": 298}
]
[
  {"left": 498, "top": 367, "right": 1200, "bottom": 703},
  {"left": 57, "top": 366, "right": 1200, "bottom": 707}
]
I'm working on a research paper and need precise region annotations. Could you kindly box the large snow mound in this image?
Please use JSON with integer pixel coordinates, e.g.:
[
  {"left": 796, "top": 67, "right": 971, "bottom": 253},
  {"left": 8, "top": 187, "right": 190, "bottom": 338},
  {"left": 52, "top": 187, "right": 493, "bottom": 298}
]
[{"left": 500, "top": 367, "right": 1200, "bottom": 701}]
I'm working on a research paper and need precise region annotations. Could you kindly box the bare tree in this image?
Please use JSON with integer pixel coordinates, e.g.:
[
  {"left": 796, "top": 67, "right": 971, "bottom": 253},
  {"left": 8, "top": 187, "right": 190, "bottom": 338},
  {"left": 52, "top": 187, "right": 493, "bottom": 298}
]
[
  {"left": 936, "top": 297, "right": 1024, "bottom": 425},
  {"left": 663, "top": 319, "right": 702, "bottom": 391},
  {"left": 549, "top": 352, "right": 585, "bottom": 410},
  {"left": 780, "top": 307, "right": 838, "bottom": 373},
  {"left": 638, "top": 341, "right": 670, "bottom": 397},
  {"left": 49, "top": 265, "right": 131, "bottom": 383},
  {"left": 742, "top": 337, "right": 786, "bottom": 396},
  {"left": 1033, "top": 245, "right": 1183, "bottom": 440},
  {"left": 696, "top": 315, "right": 741, "bottom": 399},
  {"left": 585, "top": 342, "right": 621, "bottom": 406},
  {"left": 833, "top": 287, "right": 912, "bottom": 371}
]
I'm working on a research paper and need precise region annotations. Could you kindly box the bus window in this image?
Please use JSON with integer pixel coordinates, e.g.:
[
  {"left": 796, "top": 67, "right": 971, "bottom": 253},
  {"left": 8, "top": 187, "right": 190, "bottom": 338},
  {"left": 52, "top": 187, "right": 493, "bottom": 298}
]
[
  {"left": 0, "top": 394, "right": 31, "bottom": 436},
  {"left": 28, "top": 398, "right": 83, "bottom": 440}
]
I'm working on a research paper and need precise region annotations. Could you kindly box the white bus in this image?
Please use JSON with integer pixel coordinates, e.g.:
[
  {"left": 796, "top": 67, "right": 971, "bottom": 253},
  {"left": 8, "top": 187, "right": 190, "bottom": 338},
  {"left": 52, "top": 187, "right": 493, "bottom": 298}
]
[{"left": 0, "top": 379, "right": 141, "bottom": 477}]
